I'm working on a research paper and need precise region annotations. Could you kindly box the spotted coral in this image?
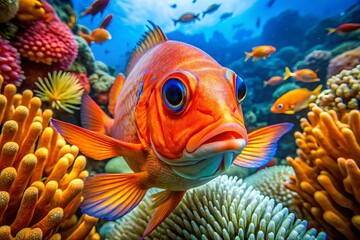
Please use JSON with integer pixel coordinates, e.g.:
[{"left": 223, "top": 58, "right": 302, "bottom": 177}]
[
  {"left": 285, "top": 103, "right": 360, "bottom": 239},
  {"left": 316, "top": 64, "right": 360, "bottom": 115},
  {"left": 0, "top": 38, "right": 24, "bottom": 86},
  {"left": 0, "top": 80, "right": 98, "bottom": 239},
  {"left": 34, "top": 71, "right": 84, "bottom": 113},
  {"left": 107, "top": 175, "right": 326, "bottom": 240}
]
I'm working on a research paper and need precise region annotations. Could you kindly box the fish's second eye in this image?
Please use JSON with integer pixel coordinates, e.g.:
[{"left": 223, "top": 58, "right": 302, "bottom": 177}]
[
  {"left": 277, "top": 104, "right": 283, "bottom": 109},
  {"left": 162, "top": 78, "right": 186, "bottom": 112},
  {"left": 235, "top": 75, "right": 246, "bottom": 104}
]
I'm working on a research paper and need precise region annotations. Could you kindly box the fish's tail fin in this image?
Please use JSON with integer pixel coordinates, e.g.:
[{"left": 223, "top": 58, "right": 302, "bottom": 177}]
[
  {"left": 172, "top": 18, "right": 177, "bottom": 26},
  {"left": 244, "top": 52, "right": 252, "bottom": 62},
  {"left": 202, "top": 12, "right": 206, "bottom": 18},
  {"left": 195, "top": 13, "right": 200, "bottom": 21},
  {"left": 283, "top": 67, "right": 292, "bottom": 80},
  {"left": 327, "top": 28, "right": 336, "bottom": 35},
  {"left": 263, "top": 81, "right": 268, "bottom": 87},
  {"left": 77, "top": 30, "right": 94, "bottom": 45},
  {"left": 312, "top": 84, "right": 323, "bottom": 96},
  {"left": 81, "top": 8, "right": 91, "bottom": 17}
]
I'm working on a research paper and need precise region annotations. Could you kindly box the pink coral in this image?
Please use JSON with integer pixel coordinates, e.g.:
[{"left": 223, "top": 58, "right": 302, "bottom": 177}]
[
  {"left": 11, "top": 1, "right": 78, "bottom": 88},
  {"left": 327, "top": 47, "right": 360, "bottom": 77},
  {"left": 71, "top": 72, "right": 90, "bottom": 94},
  {"left": 0, "top": 38, "right": 24, "bottom": 86}
]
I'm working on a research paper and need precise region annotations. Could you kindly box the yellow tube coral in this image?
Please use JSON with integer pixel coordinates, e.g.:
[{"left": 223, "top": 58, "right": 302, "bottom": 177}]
[
  {"left": 285, "top": 103, "right": 360, "bottom": 239},
  {"left": 0, "top": 81, "right": 98, "bottom": 239}
]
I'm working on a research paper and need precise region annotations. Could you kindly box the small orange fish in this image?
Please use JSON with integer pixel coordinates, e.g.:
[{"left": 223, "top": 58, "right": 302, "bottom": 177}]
[
  {"left": 78, "top": 28, "right": 111, "bottom": 44},
  {"left": 327, "top": 23, "right": 360, "bottom": 35},
  {"left": 263, "top": 76, "right": 283, "bottom": 87},
  {"left": 284, "top": 67, "right": 320, "bottom": 83},
  {"left": 270, "top": 85, "right": 322, "bottom": 114},
  {"left": 51, "top": 22, "right": 293, "bottom": 238},
  {"left": 173, "top": 13, "right": 200, "bottom": 26},
  {"left": 244, "top": 45, "right": 276, "bottom": 62}
]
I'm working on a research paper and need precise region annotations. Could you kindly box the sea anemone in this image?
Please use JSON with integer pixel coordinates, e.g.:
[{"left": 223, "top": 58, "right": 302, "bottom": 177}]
[
  {"left": 34, "top": 71, "right": 84, "bottom": 113},
  {"left": 106, "top": 176, "right": 326, "bottom": 239}
]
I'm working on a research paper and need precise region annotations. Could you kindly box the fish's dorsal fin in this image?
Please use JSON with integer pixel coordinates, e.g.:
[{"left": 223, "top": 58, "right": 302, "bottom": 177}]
[{"left": 126, "top": 21, "right": 168, "bottom": 75}]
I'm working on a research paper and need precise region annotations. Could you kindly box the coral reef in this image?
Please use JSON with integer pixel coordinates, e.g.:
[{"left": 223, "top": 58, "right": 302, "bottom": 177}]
[
  {"left": 0, "top": 38, "right": 24, "bottom": 86},
  {"left": 11, "top": 0, "right": 78, "bottom": 88},
  {"left": 285, "top": 103, "right": 360, "bottom": 239},
  {"left": 0, "top": 79, "right": 99, "bottom": 239},
  {"left": 244, "top": 165, "right": 298, "bottom": 212},
  {"left": 330, "top": 41, "right": 360, "bottom": 58},
  {"left": 316, "top": 65, "right": 360, "bottom": 114},
  {"left": 68, "top": 36, "right": 96, "bottom": 76},
  {"left": 327, "top": 47, "right": 360, "bottom": 77},
  {"left": 34, "top": 71, "right": 84, "bottom": 114},
  {"left": 0, "top": 0, "right": 18, "bottom": 23},
  {"left": 106, "top": 176, "right": 326, "bottom": 240},
  {"left": 89, "top": 70, "right": 115, "bottom": 105},
  {"left": 296, "top": 50, "right": 331, "bottom": 81}
]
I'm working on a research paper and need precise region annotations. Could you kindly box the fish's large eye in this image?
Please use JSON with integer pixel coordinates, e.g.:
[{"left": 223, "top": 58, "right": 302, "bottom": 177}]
[
  {"left": 277, "top": 103, "right": 283, "bottom": 110},
  {"left": 235, "top": 75, "right": 246, "bottom": 104},
  {"left": 162, "top": 78, "right": 187, "bottom": 112}
]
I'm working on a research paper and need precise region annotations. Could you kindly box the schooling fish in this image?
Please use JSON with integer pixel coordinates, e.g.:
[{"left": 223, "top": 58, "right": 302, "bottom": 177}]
[
  {"left": 220, "top": 12, "right": 233, "bottom": 21},
  {"left": 99, "top": 14, "right": 113, "bottom": 29},
  {"left": 173, "top": 13, "right": 200, "bottom": 26},
  {"left": 81, "top": 0, "right": 110, "bottom": 22},
  {"left": 327, "top": 23, "right": 360, "bottom": 35},
  {"left": 270, "top": 85, "right": 322, "bottom": 114},
  {"left": 51, "top": 22, "right": 293, "bottom": 238},
  {"left": 263, "top": 76, "right": 283, "bottom": 87},
  {"left": 244, "top": 45, "right": 276, "bottom": 62},
  {"left": 202, "top": 3, "right": 221, "bottom": 18},
  {"left": 284, "top": 67, "right": 320, "bottom": 83}
]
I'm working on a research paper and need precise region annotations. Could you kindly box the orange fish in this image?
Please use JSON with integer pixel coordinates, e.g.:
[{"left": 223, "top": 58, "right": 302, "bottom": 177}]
[
  {"left": 244, "top": 45, "right": 276, "bottom": 62},
  {"left": 327, "top": 23, "right": 360, "bottom": 35},
  {"left": 51, "top": 22, "right": 293, "bottom": 238},
  {"left": 263, "top": 76, "right": 283, "bottom": 87},
  {"left": 284, "top": 67, "right": 320, "bottom": 83},
  {"left": 78, "top": 28, "right": 111, "bottom": 44},
  {"left": 270, "top": 85, "right": 322, "bottom": 114}
]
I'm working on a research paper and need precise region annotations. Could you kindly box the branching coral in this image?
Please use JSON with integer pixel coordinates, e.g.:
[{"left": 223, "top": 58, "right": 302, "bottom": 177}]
[
  {"left": 285, "top": 103, "right": 360, "bottom": 239},
  {"left": 316, "top": 64, "right": 360, "bottom": 115},
  {"left": 107, "top": 176, "right": 326, "bottom": 240},
  {"left": 244, "top": 165, "right": 298, "bottom": 212},
  {"left": 34, "top": 71, "right": 84, "bottom": 113},
  {"left": 0, "top": 80, "right": 98, "bottom": 239}
]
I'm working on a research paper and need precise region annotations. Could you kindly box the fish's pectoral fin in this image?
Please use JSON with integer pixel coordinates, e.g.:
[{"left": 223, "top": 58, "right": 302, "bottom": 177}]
[
  {"left": 233, "top": 123, "right": 293, "bottom": 168},
  {"left": 108, "top": 73, "right": 125, "bottom": 115},
  {"left": 81, "top": 94, "right": 113, "bottom": 134},
  {"left": 141, "top": 190, "right": 186, "bottom": 239},
  {"left": 51, "top": 119, "right": 144, "bottom": 160},
  {"left": 80, "top": 172, "right": 147, "bottom": 220}
]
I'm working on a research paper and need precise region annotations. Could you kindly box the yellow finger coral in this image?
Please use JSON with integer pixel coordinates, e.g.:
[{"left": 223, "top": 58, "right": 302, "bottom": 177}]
[
  {"left": 0, "top": 78, "right": 99, "bottom": 239},
  {"left": 285, "top": 103, "right": 360, "bottom": 239}
]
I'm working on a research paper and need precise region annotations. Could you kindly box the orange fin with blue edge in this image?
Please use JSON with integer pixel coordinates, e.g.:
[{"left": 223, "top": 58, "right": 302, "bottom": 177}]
[
  {"left": 141, "top": 190, "right": 185, "bottom": 239},
  {"left": 233, "top": 123, "right": 293, "bottom": 168},
  {"left": 81, "top": 94, "right": 113, "bottom": 134},
  {"left": 126, "top": 21, "right": 168, "bottom": 75},
  {"left": 51, "top": 119, "right": 144, "bottom": 160},
  {"left": 80, "top": 172, "right": 147, "bottom": 220},
  {"left": 108, "top": 73, "right": 125, "bottom": 116}
]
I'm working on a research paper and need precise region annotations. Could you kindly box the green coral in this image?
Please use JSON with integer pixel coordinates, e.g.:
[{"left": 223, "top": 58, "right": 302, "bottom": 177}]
[
  {"left": 89, "top": 70, "right": 115, "bottom": 93},
  {"left": 106, "top": 176, "right": 326, "bottom": 240},
  {"left": 68, "top": 35, "right": 96, "bottom": 75}
]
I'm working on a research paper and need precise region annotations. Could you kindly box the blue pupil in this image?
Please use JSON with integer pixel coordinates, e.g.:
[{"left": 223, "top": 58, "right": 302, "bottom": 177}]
[
  {"left": 236, "top": 76, "right": 246, "bottom": 103},
  {"left": 163, "top": 78, "right": 186, "bottom": 111}
]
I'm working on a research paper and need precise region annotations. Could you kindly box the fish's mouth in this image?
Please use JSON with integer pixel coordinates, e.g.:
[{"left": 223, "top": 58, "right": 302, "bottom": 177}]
[{"left": 153, "top": 122, "right": 247, "bottom": 180}]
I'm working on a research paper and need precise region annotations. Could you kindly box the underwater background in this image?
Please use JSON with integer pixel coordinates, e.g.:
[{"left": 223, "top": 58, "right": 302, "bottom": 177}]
[{"left": 0, "top": 0, "right": 359, "bottom": 239}]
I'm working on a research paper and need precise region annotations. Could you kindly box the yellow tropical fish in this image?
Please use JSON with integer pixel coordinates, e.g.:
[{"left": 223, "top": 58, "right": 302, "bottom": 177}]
[
  {"left": 51, "top": 22, "right": 293, "bottom": 238},
  {"left": 270, "top": 85, "right": 322, "bottom": 114}
]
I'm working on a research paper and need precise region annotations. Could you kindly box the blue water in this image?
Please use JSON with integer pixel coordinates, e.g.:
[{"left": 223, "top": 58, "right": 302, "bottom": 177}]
[{"left": 71, "top": 0, "right": 358, "bottom": 72}]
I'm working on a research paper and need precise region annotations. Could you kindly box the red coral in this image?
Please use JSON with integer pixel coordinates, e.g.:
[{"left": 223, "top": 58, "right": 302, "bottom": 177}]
[
  {"left": 0, "top": 38, "right": 24, "bottom": 86},
  {"left": 71, "top": 72, "right": 90, "bottom": 94},
  {"left": 12, "top": 1, "right": 78, "bottom": 88}
]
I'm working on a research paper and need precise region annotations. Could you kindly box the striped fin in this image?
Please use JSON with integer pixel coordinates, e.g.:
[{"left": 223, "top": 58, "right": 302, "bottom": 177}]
[
  {"left": 108, "top": 73, "right": 125, "bottom": 115},
  {"left": 233, "top": 123, "right": 293, "bottom": 168},
  {"left": 125, "top": 21, "right": 168, "bottom": 75},
  {"left": 80, "top": 173, "right": 147, "bottom": 220}
]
